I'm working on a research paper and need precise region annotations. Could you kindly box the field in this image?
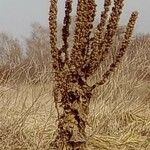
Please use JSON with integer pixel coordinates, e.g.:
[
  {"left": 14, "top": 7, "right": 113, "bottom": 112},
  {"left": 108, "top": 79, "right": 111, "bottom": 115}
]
[{"left": 0, "top": 33, "right": 149, "bottom": 150}]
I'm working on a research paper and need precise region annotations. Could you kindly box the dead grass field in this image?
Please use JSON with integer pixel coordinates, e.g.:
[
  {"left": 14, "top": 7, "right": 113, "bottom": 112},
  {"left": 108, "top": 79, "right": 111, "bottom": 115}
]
[{"left": 0, "top": 37, "right": 150, "bottom": 149}]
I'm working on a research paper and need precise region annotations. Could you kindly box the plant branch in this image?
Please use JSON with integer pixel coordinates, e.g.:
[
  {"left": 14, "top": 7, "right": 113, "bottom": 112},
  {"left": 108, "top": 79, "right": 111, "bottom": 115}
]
[
  {"left": 70, "top": 0, "right": 96, "bottom": 72},
  {"left": 49, "top": 0, "right": 60, "bottom": 71},
  {"left": 91, "top": 11, "right": 138, "bottom": 90},
  {"left": 61, "top": 0, "right": 73, "bottom": 66}
]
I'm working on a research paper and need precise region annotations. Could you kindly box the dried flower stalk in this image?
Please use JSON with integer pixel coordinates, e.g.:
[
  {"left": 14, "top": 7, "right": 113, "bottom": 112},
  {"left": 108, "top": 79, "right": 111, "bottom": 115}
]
[
  {"left": 92, "top": 11, "right": 138, "bottom": 89},
  {"left": 82, "top": 0, "right": 111, "bottom": 77},
  {"left": 70, "top": 0, "right": 96, "bottom": 70},
  {"left": 61, "top": 0, "right": 72, "bottom": 66},
  {"left": 49, "top": 0, "right": 59, "bottom": 71},
  {"left": 49, "top": 0, "right": 138, "bottom": 149}
]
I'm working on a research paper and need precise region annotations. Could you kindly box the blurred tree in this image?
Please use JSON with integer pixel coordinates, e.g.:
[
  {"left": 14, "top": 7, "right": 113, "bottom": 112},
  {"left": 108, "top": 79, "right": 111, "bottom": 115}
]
[
  {"left": 0, "top": 33, "right": 22, "bottom": 67},
  {"left": 26, "top": 22, "right": 51, "bottom": 69}
]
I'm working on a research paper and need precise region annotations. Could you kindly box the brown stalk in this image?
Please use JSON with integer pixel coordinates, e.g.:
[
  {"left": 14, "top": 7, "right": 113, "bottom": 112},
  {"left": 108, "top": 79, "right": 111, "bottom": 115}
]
[
  {"left": 61, "top": 0, "right": 73, "bottom": 66},
  {"left": 83, "top": 0, "right": 124, "bottom": 77},
  {"left": 92, "top": 11, "right": 138, "bottom": 89},
  {"left": 82, "top": 0, "right": 112, "bottom": 77},
  {"left": 70, "top": 0, "right": 96, "bottom": 71},
  {"left": 49, "top": 0, "right": 59, "bottom": 71}
]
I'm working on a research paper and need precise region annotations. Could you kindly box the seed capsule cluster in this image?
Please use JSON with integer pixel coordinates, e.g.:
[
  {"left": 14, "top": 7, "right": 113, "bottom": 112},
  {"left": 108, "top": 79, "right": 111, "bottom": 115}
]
[
  {"left": 49, "top": 0, "right": 59, "bottom": 71},
  {"left": 61, "top": 0, "right": 73, "bottom": 65},
  {"left": 83, "top": 0, "right": 112, "bottom": 77},
  {"left": 93, "top": 11, "right": 139, "bottom": 88},
  {"left": 70, "top": 0, "right": 96, "bottom": 69}
]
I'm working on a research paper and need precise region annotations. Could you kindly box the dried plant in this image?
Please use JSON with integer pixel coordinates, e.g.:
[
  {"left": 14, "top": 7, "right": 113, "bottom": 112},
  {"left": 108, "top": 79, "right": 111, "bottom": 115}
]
[{"left": 49, "top": 0, "right": 138, "bottom": 149}]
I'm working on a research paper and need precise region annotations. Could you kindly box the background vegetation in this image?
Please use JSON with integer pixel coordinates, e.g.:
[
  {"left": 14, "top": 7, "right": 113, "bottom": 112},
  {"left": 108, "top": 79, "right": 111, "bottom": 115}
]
[{"left": 0, "top": 22, "right": 149, "bottom": 149}]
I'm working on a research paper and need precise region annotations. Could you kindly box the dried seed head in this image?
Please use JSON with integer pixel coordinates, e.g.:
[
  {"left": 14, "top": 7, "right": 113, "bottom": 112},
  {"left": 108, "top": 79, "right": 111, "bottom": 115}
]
[
  {"left": 61, "top": 0, "right": 73, "bottom": 64},
  {"left": 49, "top": 0, "right": 59, "bottom": 70},
  {"left": 83, "top": 0, "right": 112, "bottom": 77},
  {"left": 92, "top": 11, "right": 138, "bottom": 89},
  {"left": 70, "top": 0, "right": 96, "bottom": 70},
  {"left": 101, "top": 0, "right": 124, "bottom": 61},
  {"left": 82, "top": 0, "right": 125, "bottom": 77}
]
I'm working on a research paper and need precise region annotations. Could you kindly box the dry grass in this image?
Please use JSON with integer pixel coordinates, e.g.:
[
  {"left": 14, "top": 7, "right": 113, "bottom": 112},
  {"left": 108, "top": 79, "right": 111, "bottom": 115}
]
[{"left": 0, "top": 36, "right": 149, "bottom": 149}]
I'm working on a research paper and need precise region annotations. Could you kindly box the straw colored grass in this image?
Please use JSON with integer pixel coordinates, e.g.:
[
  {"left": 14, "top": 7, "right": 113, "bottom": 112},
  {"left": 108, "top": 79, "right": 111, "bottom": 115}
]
[{"left": 0, "top": 36, "right": 150, "bottom": 149}]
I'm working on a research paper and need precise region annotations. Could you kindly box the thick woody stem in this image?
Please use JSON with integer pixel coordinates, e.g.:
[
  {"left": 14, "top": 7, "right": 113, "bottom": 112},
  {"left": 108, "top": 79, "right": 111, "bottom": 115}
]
[{"left": 51, "top": 71, "right": 92, "bottom": 149}]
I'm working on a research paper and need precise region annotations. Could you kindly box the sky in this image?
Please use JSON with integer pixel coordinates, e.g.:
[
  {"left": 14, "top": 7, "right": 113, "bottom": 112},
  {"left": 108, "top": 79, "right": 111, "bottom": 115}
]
[{"left": 0, "top": 0, "right": 150, "bottom": 40}]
